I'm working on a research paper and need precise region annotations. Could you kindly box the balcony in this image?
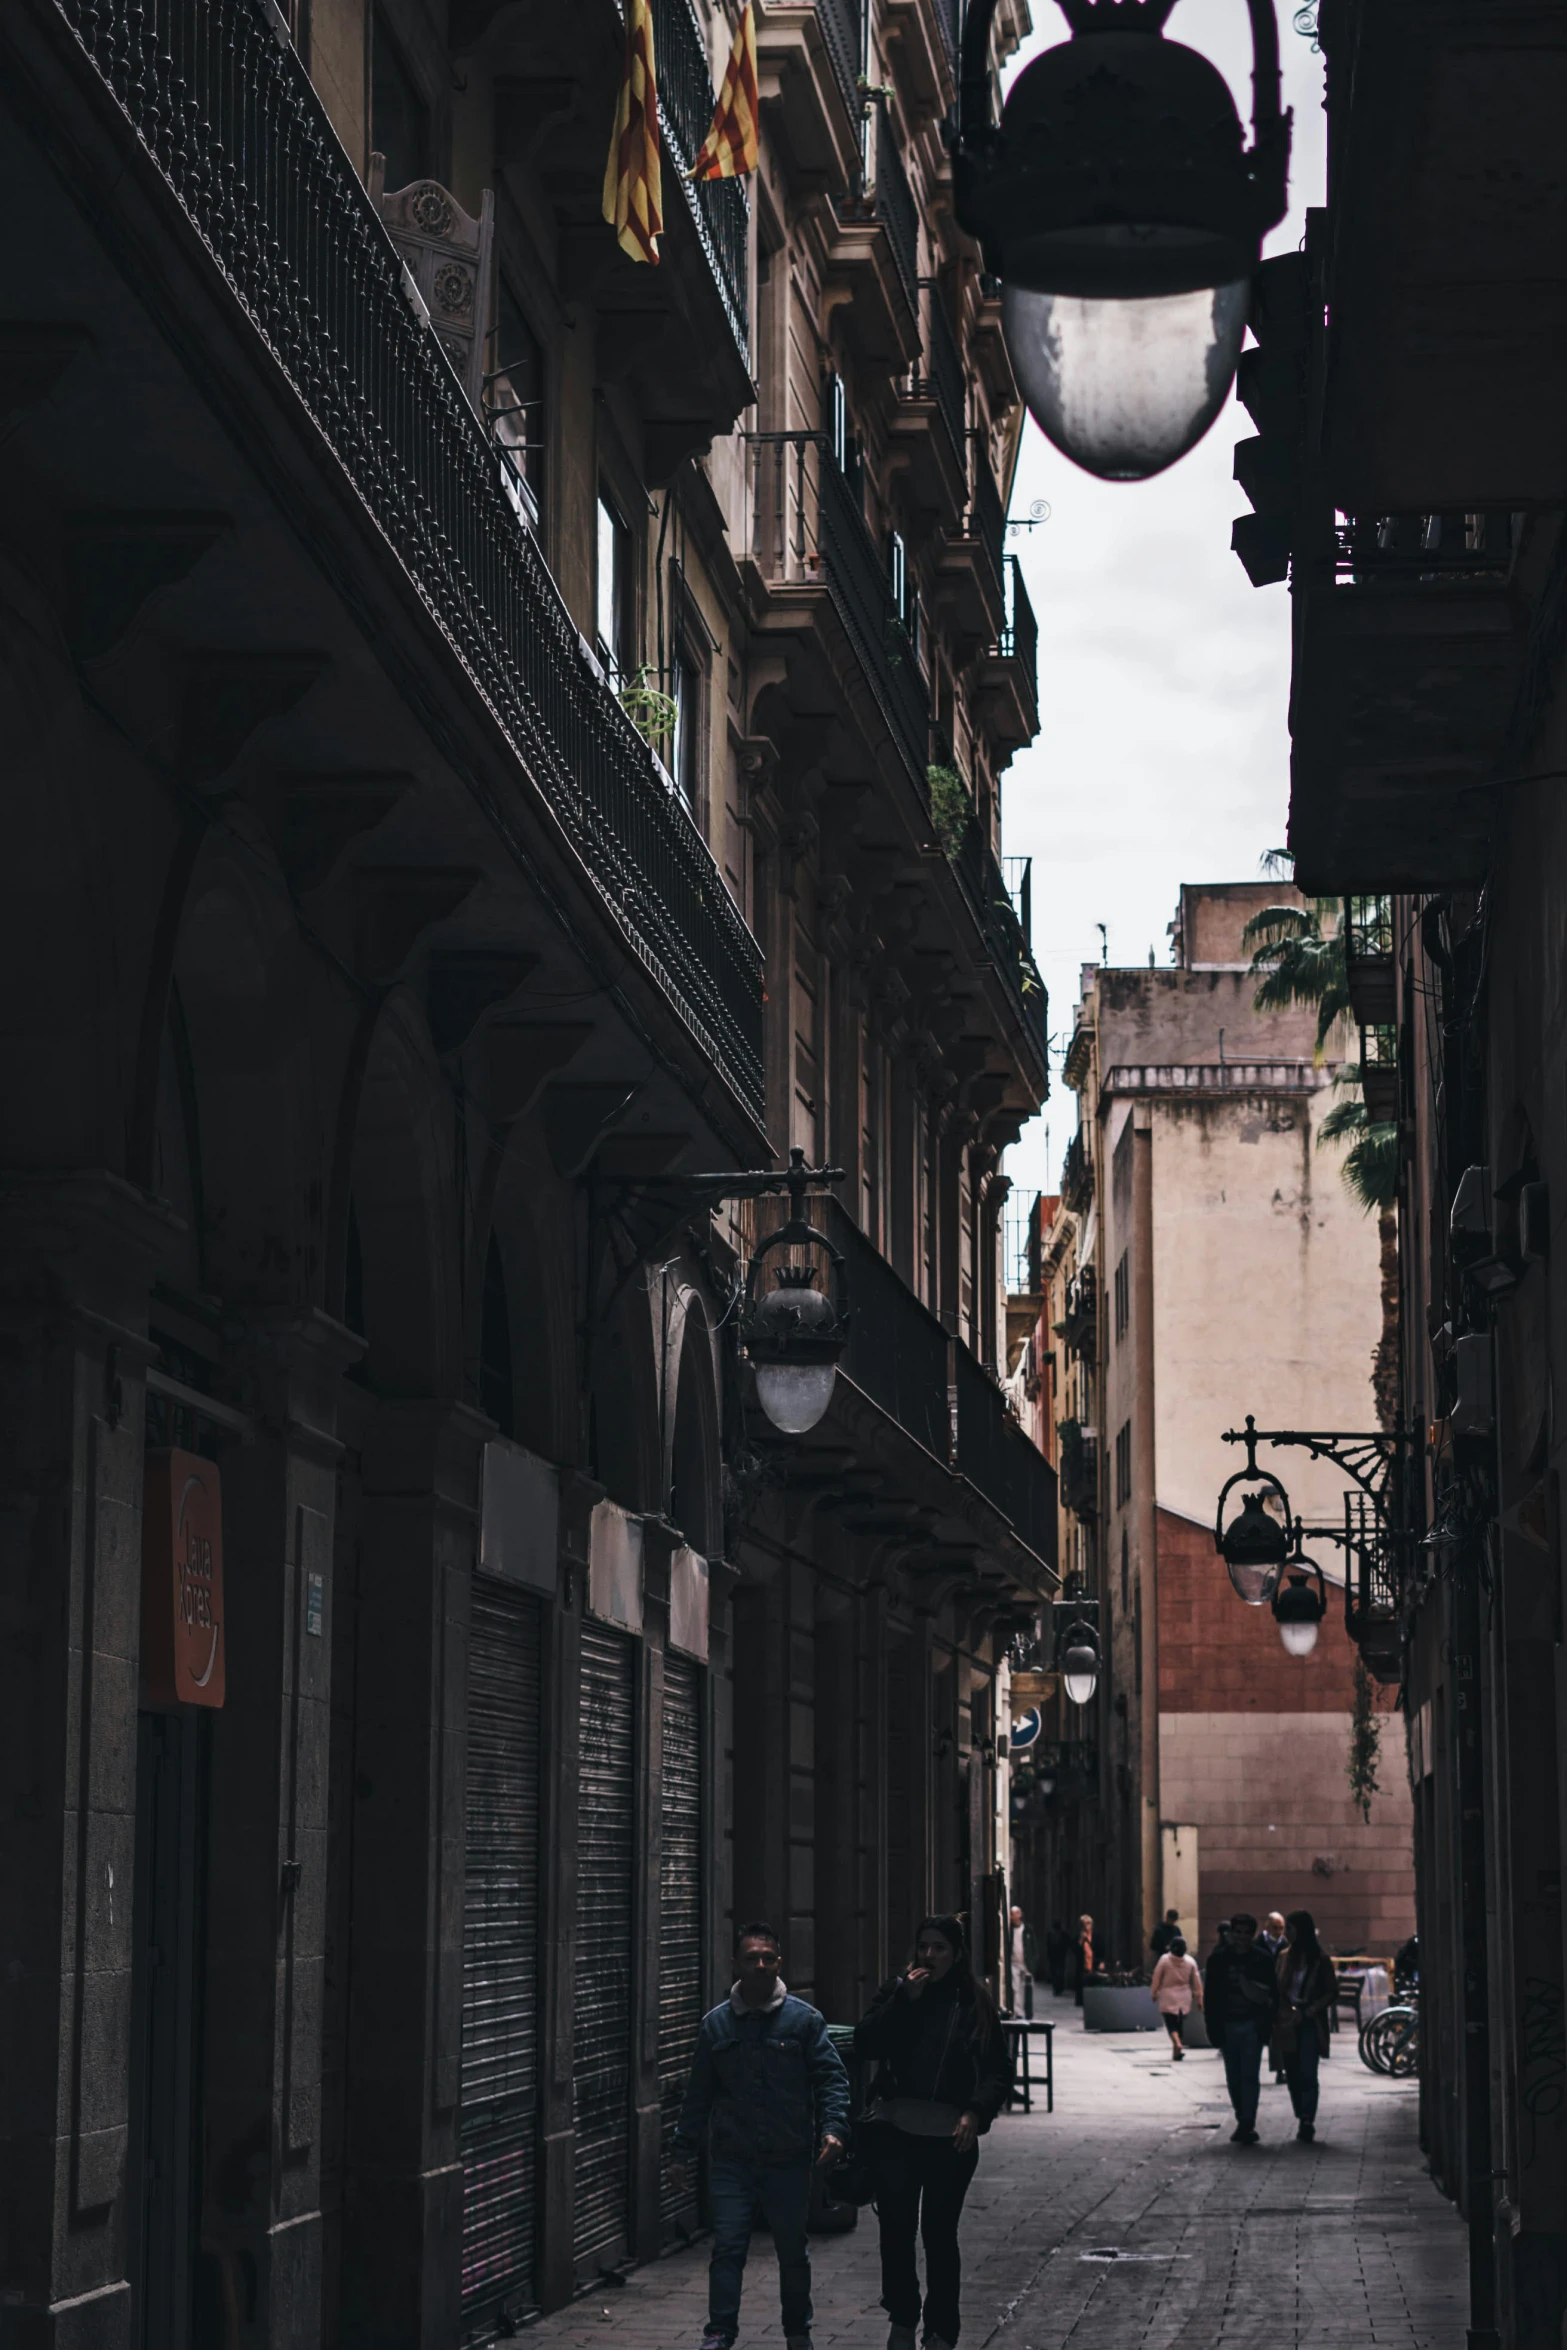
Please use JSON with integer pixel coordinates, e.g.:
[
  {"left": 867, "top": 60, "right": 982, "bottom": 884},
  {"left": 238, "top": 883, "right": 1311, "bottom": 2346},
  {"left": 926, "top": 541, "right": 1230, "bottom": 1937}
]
[
  {"left": 1059, "top": 1132, "right": 1093, "bottom": 1214},
  {"left": 1359, "top": 1024, "right": 1399, "bottom": 1122},
  {"left": 890, "top": 284, "right": 968, "bottom": 524},
  {"left": 831, "top": 1206, "right": 1058, "bottom": 1580},
  {"left": 1058, "top": 1266, "right": 1097, "bottom": 1360},
  {"left": 827, "top": 111, "right": 922, "bottom": 368},
  {"left": 949, "top": 820, "right": 1051, "bottom": 1075},
  {"left": 50, "top": 0, "right": 764, "bottom": 1127},
  {"left": 1344, "top": 895, "right": 1396, "bottom": 1026},
  {"left": 748, "top": 434, "right": 931, "bottom": 788},
  {"left": 652, "top": 0, "right": 750, "bottom": 360},
  {"left": 1289, "top": 510, "right": 1527, "bottom": 892},
  {"left": 1057, "top": 1418, "right": 1099, "bottom": 1520},
  {"left": 938, "top": 446, "right": 1009, "bottom": 645},
  {"left": 975, "top": 555, "right": 1040, "bottom": 761},
  {"left": 755, "top": 0, "right": 864, "bottom": 193}
]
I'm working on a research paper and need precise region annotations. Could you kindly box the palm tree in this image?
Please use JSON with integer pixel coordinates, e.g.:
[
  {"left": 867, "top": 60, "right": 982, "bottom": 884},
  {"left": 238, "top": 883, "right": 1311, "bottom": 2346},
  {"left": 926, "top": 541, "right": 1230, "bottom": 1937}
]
[{"left": 1245, "top": 859, "right": 1399, "bottom": 1427}]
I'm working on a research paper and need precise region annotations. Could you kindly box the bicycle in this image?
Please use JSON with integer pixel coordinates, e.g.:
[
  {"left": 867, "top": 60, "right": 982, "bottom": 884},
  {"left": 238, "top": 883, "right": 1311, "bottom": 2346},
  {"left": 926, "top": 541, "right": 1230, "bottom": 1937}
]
[{"left": 1359, "top": 1997, "right": 1418, "bottom": 2076}]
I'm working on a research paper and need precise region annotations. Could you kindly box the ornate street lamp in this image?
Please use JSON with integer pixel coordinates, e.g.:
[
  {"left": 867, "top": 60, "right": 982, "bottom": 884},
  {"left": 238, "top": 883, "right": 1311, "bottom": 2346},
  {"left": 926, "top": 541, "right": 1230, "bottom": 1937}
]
[
  {"left": 1273, "top": 1520, "right": 1328, "bottom": 1656},
  {"left": 1052, "top": 1593, "right": 1101, "bottom": 1705},
  {"left": 1214, "top": 1417, "right": 1291, "bottom": 1603},
  {"left": 737, "top": 1152, "right": 850, "bottom": 1435},
  {"left": 954, "top": 0, "right": 1291, "bottom": 480}
]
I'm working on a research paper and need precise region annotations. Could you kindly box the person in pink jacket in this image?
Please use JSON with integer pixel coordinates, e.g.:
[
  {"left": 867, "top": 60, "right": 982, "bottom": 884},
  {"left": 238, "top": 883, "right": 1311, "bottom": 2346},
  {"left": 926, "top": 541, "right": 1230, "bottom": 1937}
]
[{"left": 1150, "top": 1935, "right": 1204, "bottom": 2060}]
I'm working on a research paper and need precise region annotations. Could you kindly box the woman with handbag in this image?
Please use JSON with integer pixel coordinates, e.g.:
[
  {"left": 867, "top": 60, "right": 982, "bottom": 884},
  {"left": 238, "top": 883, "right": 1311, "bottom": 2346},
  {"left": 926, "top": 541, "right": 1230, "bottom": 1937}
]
[
  {"left": 852, "top": 1916, "right": 1012, "bottom": 2350},
  {"left": 1271, "top": 1908, "right": 1336, "bottom": 2142}
]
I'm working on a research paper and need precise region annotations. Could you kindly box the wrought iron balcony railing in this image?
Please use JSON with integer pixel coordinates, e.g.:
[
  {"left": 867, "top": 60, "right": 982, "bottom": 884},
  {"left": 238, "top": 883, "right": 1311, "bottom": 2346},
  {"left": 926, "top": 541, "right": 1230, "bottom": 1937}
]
[
  {"left": 826, "top": 1203, "right": 1056, "bottom": 1574},
  {"left": 748, "top": 433, "right": 930, "bottom": 787},
  {"left": 968, "top": 452, "right": 1007, "bottom": 602},
  {"left": 815, "top": 0, "right": 865, "bottom": 127},
  {"left": 1344, "top": 894, "right": 1396, "bottom": 1026},
  {"left": 873, "top": 106, "right": 920, "bottom": 318},
  {"left": 51, "top": 0, "right": 764, "bottom": 1127},
  {"left": 652, "top": 0, "right": 750, "bottom": 358},
  {"left": 1002, "top": 854, "right": 1033, "bottom": 946},
  {"left": 1060, "top": 1131, "right": 1093, "bottom": 1213},
  {"left": 916, "top": 280, "right": 967, "bottom": 462},
  {"left": 950, "top": 820, "right": 1050, "bottom": 1072},
  {"left": 996, "top": 554, "right": 1038, "bottom": 683},
  {"left": 1056, "top": 1417, "right": 1099, "bottom": 1519}
]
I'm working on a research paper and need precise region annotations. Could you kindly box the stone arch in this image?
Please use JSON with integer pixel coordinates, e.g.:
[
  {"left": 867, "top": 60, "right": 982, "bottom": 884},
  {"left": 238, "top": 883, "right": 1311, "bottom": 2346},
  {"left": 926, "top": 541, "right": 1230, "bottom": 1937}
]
[
  {"left": 340, "top": 998, "right": 459, "bottom": 1398},
  {"left": 161, "top": 825, "right": 327, "bottom": 1309},
  {"left": 483, "top": 1124, "right": 576, "bottom": 1462},
  {"left": 668, "top": 1289, "right": 723, "bottom": 1556},
  {"left": 589, "top": 1255, "right": 661, "bottom": 1516}
]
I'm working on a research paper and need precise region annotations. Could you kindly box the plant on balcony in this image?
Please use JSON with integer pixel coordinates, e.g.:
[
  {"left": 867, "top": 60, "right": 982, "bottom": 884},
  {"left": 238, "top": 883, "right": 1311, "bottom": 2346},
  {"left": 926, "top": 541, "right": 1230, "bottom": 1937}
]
[
  {"left": 927, "top": 763, "right": 970, "bottom": 859},
  {"left": 1347, "top": 1651, "right": 1382, "bottom": 1823},
  {"left": 617, "top": 664, "right": 679, "bottom": 751}
]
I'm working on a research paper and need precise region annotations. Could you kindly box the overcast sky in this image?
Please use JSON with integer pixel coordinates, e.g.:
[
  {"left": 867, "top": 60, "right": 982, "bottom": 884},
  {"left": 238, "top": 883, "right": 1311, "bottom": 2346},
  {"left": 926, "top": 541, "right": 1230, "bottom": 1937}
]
[{"left": 999, "top": 0, "right": 1329, "bottom": 1214}]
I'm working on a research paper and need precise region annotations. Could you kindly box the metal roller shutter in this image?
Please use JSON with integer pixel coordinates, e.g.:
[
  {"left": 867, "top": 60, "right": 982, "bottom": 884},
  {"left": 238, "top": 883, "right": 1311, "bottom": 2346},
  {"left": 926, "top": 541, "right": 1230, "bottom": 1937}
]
[
  {"left": 461, "top": 1579, "right": 543, "bottom": 2343},
  {"left": 573, "top": 1621, "right": 636, "bottom": 2272},
  {"left": 658, "top": 1652, "right": 704, "bottom": 2240}
]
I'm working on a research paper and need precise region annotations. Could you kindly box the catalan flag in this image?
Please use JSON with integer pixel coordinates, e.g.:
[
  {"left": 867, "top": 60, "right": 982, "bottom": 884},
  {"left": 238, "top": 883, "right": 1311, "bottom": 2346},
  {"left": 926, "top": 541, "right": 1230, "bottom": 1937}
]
[
  {"left": 689, "top": 2, "right": 760, "bottom": 180},
  {"left": 603, "top": 0, "right": 664, "bottom": 265}
]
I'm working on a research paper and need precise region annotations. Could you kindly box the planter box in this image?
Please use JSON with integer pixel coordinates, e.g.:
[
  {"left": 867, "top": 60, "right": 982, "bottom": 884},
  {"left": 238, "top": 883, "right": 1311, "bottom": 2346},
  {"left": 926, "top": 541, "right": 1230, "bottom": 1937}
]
[{"left": 1082, "top": 1986, "right": 1210, "bottom": 2046}]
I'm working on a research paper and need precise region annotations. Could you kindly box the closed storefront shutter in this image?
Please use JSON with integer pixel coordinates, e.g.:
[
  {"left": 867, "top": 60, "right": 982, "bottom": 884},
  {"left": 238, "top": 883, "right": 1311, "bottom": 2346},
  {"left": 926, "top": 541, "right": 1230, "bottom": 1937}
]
[
  {"left": 659, "top": 1652, "right": 704, "bottom": 2239},
  {"left": 461, "top": 1579, "right": 543, "bottom": 2343},
  {"left": 573, "top": 1621, "right": 636, "bottom": 2272}
]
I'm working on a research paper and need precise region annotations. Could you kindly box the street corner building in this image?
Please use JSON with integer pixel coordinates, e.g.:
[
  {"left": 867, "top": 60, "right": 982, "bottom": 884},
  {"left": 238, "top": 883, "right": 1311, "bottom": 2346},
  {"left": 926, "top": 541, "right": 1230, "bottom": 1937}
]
[
  {"left": 0, "top": 0, "right": 1057, "bottom": 2342},
  {"left": 1006, "top": 884, "right": 1415, "bottom": 1972}
]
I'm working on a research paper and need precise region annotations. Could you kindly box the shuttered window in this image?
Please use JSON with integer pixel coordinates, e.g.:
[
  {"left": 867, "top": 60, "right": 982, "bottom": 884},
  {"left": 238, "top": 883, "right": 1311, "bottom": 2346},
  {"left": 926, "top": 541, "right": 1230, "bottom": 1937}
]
[
  {"left": 659, "top": 1652, "right": 704, "bottom": 2239},
  {"left": 461, "top": 1579, "right": 544, "bottom": 2342},
  {"left": 573, "top": 1621, "right": 637, "bottom": 2272}
]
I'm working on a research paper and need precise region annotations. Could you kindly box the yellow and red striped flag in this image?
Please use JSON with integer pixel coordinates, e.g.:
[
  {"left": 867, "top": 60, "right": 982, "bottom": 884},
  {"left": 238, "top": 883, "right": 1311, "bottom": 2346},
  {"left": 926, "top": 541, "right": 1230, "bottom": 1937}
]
[
  {"left": 688, "top": 2, "right": 760, "bottom": 180},
  {"left": 603, "top": 0, "right": 664, "bottom": 265}
]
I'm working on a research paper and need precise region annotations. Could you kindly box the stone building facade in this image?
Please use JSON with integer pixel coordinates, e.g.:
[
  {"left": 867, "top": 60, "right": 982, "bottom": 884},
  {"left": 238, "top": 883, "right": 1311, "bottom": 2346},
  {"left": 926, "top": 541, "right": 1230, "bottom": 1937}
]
[
  {"left": 1012, "top": 885, "right": 1413, "bottom": 1970},
  {"left": 0, "top": 0, "right": 1055, "bottom": 2342}
]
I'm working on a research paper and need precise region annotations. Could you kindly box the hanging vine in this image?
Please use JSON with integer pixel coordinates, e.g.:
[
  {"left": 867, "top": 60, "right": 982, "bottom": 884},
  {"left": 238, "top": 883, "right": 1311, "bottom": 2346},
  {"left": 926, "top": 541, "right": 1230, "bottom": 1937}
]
[{"left": 1348, "top": 1650, "right": 1382, "bottom": 1823}]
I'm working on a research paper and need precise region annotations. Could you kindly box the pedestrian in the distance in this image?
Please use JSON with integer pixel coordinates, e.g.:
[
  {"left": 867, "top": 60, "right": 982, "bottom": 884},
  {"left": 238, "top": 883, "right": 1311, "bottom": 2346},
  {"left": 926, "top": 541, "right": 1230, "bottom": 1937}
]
[
  {"left": 1203, "top": 1910, "right": 1277, "bottom": 2144},
  {"left": 1271, "top": 1909, "right": 1336, "bottom": 2142},
  {"left": 1073, "top": 1913, "right": 1096, "bottom": 2007},
  {"left": 1007, "top": 1904, "right": 1038, "bottom": 2018},
  {"left": 855, "top": 1915, "right": 1012, "bottom": 2350},
  {"left": 1149, "top": 1933, "right": 1203, "bottom": 2059},
  {"left": 1045, "top": 1919, "right": 1071, "bottom": 1997},
  {"left": 1259, "top": 1910, "right": 1287, "bottom": 1956},
  {"left": 1150, "top": 1907, "right": 1181, "bottom": 1959},
  {"left": 671, "top": 1921, "right": 850, "bottom": 2350}
]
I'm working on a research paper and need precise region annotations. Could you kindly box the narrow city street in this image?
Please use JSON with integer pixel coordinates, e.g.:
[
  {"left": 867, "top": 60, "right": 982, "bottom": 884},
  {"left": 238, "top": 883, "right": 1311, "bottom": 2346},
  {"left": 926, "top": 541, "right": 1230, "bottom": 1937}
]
[{"left": 530, "top": 1996, "right": 1466, "bottom": 2350}]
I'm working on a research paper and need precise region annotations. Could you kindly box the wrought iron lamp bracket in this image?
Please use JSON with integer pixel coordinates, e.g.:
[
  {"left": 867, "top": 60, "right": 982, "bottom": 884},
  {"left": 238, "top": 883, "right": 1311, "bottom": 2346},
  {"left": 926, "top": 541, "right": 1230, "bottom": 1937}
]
[{"left": 1219, "top": 1413, "right": 1409, "bottom": 1525}]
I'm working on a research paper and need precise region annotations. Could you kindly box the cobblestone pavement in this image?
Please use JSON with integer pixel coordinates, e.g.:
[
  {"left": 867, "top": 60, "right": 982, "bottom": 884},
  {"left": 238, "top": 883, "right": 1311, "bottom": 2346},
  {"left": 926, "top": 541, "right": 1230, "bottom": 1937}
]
[{"left": 529, "top": 1990, "right": 1466, "bottom": 2350}]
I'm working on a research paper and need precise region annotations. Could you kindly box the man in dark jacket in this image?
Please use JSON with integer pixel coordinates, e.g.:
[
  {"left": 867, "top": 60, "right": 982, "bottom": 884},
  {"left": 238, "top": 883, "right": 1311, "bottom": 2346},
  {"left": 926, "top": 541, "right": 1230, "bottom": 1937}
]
[
  {"left": 1203, "top": 1912, "right": 1278, "bottom": 2143},
  {"left": 671, "top": 1921, "right": 850, "bottom": 2350}
]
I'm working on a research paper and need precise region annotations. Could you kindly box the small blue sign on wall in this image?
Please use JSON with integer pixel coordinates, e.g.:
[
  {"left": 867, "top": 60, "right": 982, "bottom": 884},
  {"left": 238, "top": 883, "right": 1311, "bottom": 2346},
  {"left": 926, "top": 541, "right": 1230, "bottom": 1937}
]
[{"left": 1010, "top": 1707, "right": 1042, "bottom": 1751}]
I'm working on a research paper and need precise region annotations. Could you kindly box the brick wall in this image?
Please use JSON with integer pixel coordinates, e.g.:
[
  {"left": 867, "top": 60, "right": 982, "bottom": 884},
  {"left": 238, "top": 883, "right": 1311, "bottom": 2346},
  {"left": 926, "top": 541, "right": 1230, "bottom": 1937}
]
[{"left": 1155, "top": 1509, "right": 1413, "bottom": 1957}]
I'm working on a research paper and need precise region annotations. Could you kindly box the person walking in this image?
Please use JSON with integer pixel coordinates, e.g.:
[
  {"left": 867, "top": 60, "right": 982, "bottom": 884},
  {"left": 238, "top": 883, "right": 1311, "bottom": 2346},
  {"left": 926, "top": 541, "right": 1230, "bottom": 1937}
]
[
  {"left": 1259, "top": 1910, "right": 1287, "bottom": 1957},
  {"left": 854, "top": 1916, "right": 1012, "bottom": 2350},
  {"left": 1149, "top": 1933, "right": 1203, "bottom": 2059},
  {"left": 1203, "top": 1911, "right": 1277, "bottom": 2143},
  {"left": 1073, "top": 1914, "right": 1096, "bottom": 2007},
  {"left": 671, "top": 1921, "right": 850, "bottom": 2350},
  {"left": 1007, "top": 1905, "right": 1038, "bottom": 2018},
  {"left": 1045, "top": 1919, "right": 1071, "bottom": 1997},
  {"left": 1271, "top": 1909, "right": 1336, "bottom": 2142},
  {"left": 1150, "top": 1908, "right": 1181, "bottom": 1960}
]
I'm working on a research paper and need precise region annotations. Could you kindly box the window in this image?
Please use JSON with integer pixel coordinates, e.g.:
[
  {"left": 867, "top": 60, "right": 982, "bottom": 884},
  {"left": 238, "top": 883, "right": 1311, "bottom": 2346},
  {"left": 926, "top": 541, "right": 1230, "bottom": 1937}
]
[
  {"left": 1113, "top": 1249, "right": 1129, "bottom": 1343},
  {"left": 1120, "top": 1527, "right": 1129, "bottom": 1608},
  {"left": 670, "top": 641, "right": 703, "bottom": 815},
  {"left": 1115, "top": 1419, "right": 1132, "bottom": 1509},
  {"left": 371, "top": 10, "right": 429, "bottom": 192},
  {"left": 488, "top": 277, "right": 545, "bottom": 518},
  {"left": 596, "top": 494, "right": 633, "bottom": 680},
  {"left": 825, "top": 372, "right": 863, "bottom": 500}
]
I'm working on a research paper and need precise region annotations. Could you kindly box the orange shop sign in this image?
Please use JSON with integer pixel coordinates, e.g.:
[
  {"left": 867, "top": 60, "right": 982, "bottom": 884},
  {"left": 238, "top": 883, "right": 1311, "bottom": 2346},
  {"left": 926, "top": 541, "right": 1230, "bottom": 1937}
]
[{"left": 142, "top": 1449, "right": 226, "bottom": 1707}]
